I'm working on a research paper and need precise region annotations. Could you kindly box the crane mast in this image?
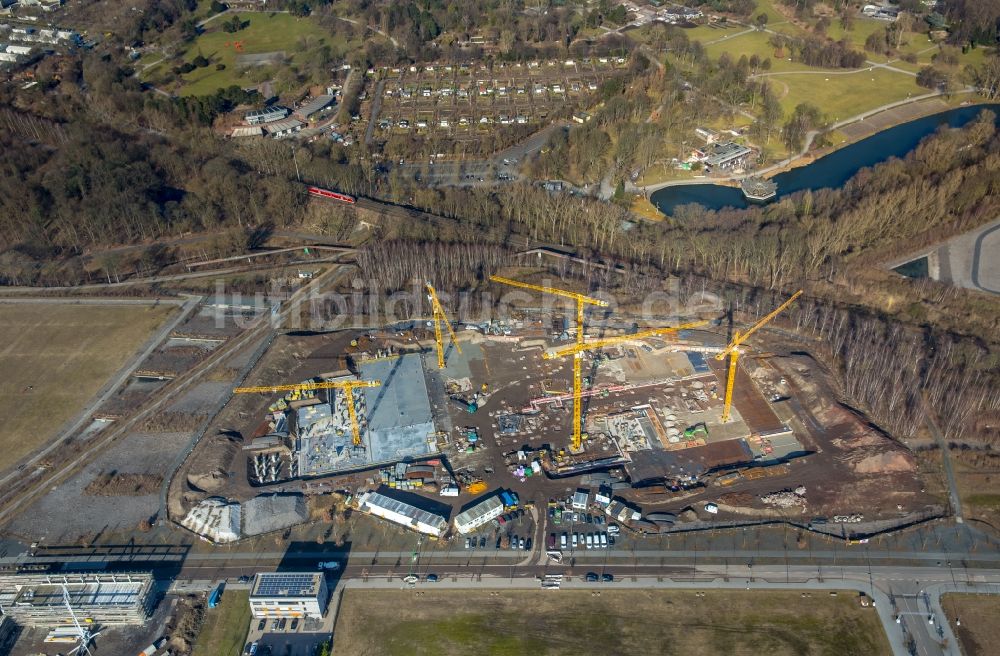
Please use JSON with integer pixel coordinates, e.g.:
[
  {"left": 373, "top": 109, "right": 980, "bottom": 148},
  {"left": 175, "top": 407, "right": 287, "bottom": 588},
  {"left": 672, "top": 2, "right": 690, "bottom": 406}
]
[
  {"left": 715, "top": 290, "right": 802, "bottom": 423},
  {"left": 425, "top": 282, "right": 462, "bottom": 369},
  {"left": 490, "top": 275, "right": 608, "bottom": 451}
]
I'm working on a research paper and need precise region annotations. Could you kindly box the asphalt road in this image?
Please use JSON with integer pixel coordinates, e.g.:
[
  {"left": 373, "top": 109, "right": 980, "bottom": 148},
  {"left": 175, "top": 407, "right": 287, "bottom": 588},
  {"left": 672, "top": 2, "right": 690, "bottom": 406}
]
[{"left": 156, "top": 562, "right": 998, "bottom": 656}]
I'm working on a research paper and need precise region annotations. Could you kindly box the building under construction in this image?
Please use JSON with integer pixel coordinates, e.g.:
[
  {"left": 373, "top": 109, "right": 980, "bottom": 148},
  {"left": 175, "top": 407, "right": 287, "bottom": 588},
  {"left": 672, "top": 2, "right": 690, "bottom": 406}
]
[{"left": 0, "top": 572, "right": 155, "bottom": 627}]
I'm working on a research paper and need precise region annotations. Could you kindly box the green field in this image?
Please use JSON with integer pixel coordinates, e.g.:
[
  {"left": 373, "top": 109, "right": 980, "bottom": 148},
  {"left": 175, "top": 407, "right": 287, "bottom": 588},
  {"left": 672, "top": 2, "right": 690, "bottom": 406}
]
[
  {"left": 192, "top": 590, "right": 251, "bottom": 656},
  {"left": 332, "top": 589, "right": 892, "bottom": 656},
  {"left": 770, "top": 67, "right": 923, "bottom": 121},
  {"left": 162, "top": 12, "right": 355, "bottom": 96},
  {"left": 702, "top": 30, "right": 819, "bottom": 73}
]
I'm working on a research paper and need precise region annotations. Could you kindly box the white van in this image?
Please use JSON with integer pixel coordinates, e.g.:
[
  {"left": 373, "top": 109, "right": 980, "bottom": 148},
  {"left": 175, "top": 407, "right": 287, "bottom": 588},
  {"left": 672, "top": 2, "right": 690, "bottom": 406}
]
[
  {"left": 586, "top": 534, "right": 594, "bottom": 549},
  {"left": 600, "top": 533, "right": 608, "bottom": 548}
]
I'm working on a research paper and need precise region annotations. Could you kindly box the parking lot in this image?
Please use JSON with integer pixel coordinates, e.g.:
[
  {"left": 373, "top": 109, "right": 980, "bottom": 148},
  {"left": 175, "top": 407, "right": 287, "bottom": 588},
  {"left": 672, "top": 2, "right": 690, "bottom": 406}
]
[
  {"left": 365, "top": 57, "right": 628, "bottom": 149},
  {"left": 243, "top": 606, "right": 335, "bottom": 656}
]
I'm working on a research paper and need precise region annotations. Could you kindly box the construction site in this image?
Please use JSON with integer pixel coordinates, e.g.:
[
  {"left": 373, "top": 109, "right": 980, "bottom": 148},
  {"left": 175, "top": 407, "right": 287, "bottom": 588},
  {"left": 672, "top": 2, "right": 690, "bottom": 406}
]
[{"left": 167, "top": 276, "right": 936, "bottom": 545}]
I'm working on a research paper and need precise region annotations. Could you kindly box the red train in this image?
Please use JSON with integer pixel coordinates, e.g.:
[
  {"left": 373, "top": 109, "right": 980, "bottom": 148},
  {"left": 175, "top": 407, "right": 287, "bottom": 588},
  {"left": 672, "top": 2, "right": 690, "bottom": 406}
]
[{"left": 307, "top": 186, "right": 356, "bottom": 204}]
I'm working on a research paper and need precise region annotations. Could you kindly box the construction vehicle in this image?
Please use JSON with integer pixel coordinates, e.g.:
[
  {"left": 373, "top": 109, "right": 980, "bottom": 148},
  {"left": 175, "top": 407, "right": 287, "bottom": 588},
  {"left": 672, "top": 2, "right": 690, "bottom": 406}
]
[
  {"left": 490, "top": 275, "right": 608, "bottom": 451},
  {"left": 426, "top": 282, "right": 462, "bottom": 369},
  {"left": 234, "top": 378, "right": 381, "bottom": 446},
  {"left": 466, "top": 480, "right": 487, "bottom": 495},
  {"left": 715, "top": 290, "right": 802, "bottom": 422},
  {"left": 450, "top": 394, "right": 479, "bottom": 413}
]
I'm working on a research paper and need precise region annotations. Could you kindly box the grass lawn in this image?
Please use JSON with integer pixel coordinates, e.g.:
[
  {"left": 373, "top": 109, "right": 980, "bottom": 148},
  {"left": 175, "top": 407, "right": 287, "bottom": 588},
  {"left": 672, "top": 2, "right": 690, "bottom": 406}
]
[
  {"left": 942, "top": 593, "right": 1000, "bottom": 656},
  {"left": 630, "top": 195, "right": 665, "bottom": 220},
  {"left": 824, "top": 17, "right": 888, "bottom": 53},
  {"left": 331, "top": 589, "right": 891, "bottom": 656},
  {"left": 682, "top": 23, "right": 744, "bottom": 43},
  {"left": 192, "top": 590, "right": 252, "bottom": 656},
  {"left": 752, "top": 0, "right": 797, "bottom": 29},
  {"left": 0, "top": 302, "right": 176, "bottom": 471},
  {"left": 170, "top": 12, "right": 349, "bottom": 96},
  {"left": 702, "top": 30, "right": 820, "bottom": 73},
  {"left": 775, "top": 67, "right": 922, "bottom": 121}
]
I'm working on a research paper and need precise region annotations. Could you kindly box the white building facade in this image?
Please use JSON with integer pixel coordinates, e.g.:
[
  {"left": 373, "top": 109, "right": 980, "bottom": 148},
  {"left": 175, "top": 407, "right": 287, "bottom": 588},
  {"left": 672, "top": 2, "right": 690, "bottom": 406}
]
[
  {"left": 358, "top": 490, "right": 448, "bottom": 537},
  {"left": 249, "top": 573, "right": 330, "bottom": 619},
  {"left": 453, "top": 495, "right": 504, "bottom": 534}
]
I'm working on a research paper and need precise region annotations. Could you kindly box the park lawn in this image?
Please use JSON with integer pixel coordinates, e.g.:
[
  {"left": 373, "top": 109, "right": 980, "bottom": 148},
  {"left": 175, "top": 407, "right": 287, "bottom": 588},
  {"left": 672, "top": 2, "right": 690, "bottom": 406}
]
[
  {"left": 192, "top": 590, "right": 252, "bottom": 656},
  {"left": 703, "top": 30, "right": 828, "bottom": 73},
  {"left": 776, "top": 67, "right": 922, "bottom": 122},
  {"left": 752, "top": 0, "right": 798, "bottom": 28},
  {"left": 682, "top": 23, "right": 743, "bottom": 42},
  {"left": 177, "top": 12, "right": 347, "bottom": 96},
  {"left": 331, "top": 589, "right": 891, "bottom": 656},
  {"left": 0, "top": 302, "right": 176, "bottom": 472},
  {"left": 824, "top": 17, "right": 888, "bottom": 52},
  {"left": 942, "top": 593, "right": 1000, "bottom": 656}
]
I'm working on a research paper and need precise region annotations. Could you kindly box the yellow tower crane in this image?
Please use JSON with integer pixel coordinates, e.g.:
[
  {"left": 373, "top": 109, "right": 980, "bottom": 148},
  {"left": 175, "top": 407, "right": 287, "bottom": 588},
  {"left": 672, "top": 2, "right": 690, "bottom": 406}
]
[
  {"left": 425, "top": 282, "right": 462, "bottom": 369},
  {"left": 234, "top": 379, "right": 381, "bottom": 447},
  {"left": 489, "top": 275, "right": 609, "bottom": 451},
  {"left": 715, "top": 290, "right": 803, "bottom": 423}
]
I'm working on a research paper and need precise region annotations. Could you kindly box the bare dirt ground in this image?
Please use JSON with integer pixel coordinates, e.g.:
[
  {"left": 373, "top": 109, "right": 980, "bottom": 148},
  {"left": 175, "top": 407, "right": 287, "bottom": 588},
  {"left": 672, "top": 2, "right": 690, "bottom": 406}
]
[
  {"left": 84, "top": 471, "right": 163, "bottom": 496},
  {"left": 332, "top": 589, "right": 891, "bottom": 656},
  {"left": 942, "top": 593, "right": 1000, "bottom": 656},
  {"left": 5, "top": 430, "right": 190, "bottom": 542},
  {"left": 0, "top": 302, "right": 176, "bottom": 470}
]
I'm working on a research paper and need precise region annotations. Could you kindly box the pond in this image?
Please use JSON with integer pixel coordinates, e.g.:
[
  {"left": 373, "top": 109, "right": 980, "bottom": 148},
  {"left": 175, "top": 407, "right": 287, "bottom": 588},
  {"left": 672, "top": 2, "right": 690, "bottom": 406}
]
[{"left": 650, "top": 103, "right": 1000, "bottom": 216}]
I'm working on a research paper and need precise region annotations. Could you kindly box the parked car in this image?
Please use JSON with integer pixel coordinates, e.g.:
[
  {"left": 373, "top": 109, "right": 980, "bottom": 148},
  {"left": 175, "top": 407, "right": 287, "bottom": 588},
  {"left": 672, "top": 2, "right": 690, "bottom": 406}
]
[
  {"left": 257, "top": 620, "right": 266, "bottom": 631},
  {"left": 290, "top": 618, "right": 299, "bottom": 631},
  {"left": 480, "top": 536, "right": 487, "bottom": 548},
  {"left": 601, "top": 573, "right": 614, "bottom": 583},
  {"left": 271, "top": 619, "right": 280, "bottom": 631},
  {"left": 519, "top": 537, "right": 526, "bottom": 550},
  {"left": 426, "top": 573, "right": 439, "bottom": 582},
  {"left": 465, "top": 537, "right": 472, "bottom": 549},
  {"left": 585, "top": 572, "right": 599, "bottom": 582},
  {"left": 607, "top": 524, "right": 620, "bottom": 535},
  {"left": 278, "top": 618, "right": 287, "bottom": 630},
  {"left": 238, "top": 575, "right": 251, "bottom": 584},
  {"left": 510, "top": 535, "right": 518, "bottom": 549},
  {"left": 560, "top": 533, "right": 568, "bottom": 548},
  {"left": 600, "top": 533, "right": 608, "bottom": 548},
  {"left": 572, "top": 533, "right": 579, "bottom": 548},
  {"left": 586, "top": 534, "right": 594, "bottom": 549}
]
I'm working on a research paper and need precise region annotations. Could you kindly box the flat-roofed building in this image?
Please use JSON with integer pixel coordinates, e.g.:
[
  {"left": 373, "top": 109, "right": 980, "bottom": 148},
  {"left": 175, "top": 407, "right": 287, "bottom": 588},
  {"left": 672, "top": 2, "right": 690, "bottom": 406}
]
[
  {"left": 266, "top": 117, "right": 304, "bottom": 138},
  {"left": 454, "top": 494, "right": 503, "bottom": 534},
  {"left": 358, "top": 490, "right": 448, "bottom": 537},
  {"left": 249, "top": 572, "right": 329, "bottom": 619},
  {"left": 245, "top": 105, "right": 289, "bottom": 125},
  {"left": 294, "top": 94, "right": 334, "bottom": 121},
  {"left": 0, "top": 572, "right": 155, "bottom": 626},
  {"left": 704, "top": 142, "right": 752, "bottom": 170}
]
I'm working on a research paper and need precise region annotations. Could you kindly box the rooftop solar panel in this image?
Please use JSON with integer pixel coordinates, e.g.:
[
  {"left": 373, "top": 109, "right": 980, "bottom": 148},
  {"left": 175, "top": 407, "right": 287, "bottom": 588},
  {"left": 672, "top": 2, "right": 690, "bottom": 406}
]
[{"left": 253, "top": 573, "right": 319, "bottom": 597}]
